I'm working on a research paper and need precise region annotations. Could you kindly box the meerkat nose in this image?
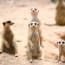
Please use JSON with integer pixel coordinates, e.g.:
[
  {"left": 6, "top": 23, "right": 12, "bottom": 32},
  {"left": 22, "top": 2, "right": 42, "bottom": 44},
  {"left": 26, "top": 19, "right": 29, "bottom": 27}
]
[
  {"left": 32, "top": 10, "right": 34, "bottom": 12},
  {"left": 33, "top": 26, "right": 35, "bottom": 27},
  {"left": 10, "top": 23, "right": 14, "bottom": 25}
]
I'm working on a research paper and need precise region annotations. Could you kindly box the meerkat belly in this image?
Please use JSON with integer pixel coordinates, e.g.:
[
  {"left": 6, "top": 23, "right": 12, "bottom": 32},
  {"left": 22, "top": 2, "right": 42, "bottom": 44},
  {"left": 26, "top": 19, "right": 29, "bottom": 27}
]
[
  {"left": 4, "top": 32, "right": 13, "bottom": 43},
  {"left": 32, "top": 42, "right": 40, "bottom": 50},
  {"left": 32, "top": 42, "right": 40, "bottom": 57},
  {"left": 31, "top": 32, "right": 40, "bottom": 53},
  {"left": 31, "top": 32, "right": 39, "bottom": 42},
  {"left": 3, "top": 32, "right": 16, "bottom": 54},
  {"left": 62, "top": 47, "right": 65, "bottom": 55}
]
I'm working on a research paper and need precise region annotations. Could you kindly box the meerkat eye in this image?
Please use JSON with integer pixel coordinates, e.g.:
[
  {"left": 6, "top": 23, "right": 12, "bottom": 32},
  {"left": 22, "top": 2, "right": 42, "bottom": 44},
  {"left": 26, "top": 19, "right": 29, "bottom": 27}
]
[
  {"left": 35, "top": 23, "right": 37, "bottom": 25},
  {"left": 31, "top": 23, "right": 33, "bottom": 25},
  {"left": 35, "top": 8, "right": 36, "bottom": 10},
  {"left": 62, "top": 42, "right": 65, "bottom": 44},
  {"left": 58, "top": 41, "right": 61, "bottom": 44}
]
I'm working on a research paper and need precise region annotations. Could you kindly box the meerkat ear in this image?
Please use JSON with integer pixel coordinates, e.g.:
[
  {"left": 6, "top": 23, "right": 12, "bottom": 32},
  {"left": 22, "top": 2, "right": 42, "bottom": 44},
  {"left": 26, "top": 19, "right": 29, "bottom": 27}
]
[
  {"left": 2, "top": 22, "right": 6, "bottom": 26},
  {"left": 57, "top": 41, "right": 58, "bottom": 44},
  {"left": 28, "top": 24, "right": 30, "bottom": 27},
  {"left": 38, "top": 10, "right": 39, "bottom": 12},
  {"left": 30, "top": 8, "right": 33, "bottom": 11}
]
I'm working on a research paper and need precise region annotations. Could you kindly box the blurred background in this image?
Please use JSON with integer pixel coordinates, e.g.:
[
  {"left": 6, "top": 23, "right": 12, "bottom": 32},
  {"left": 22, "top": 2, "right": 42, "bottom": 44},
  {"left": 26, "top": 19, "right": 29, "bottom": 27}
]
[{"left": 0, "top": 0, "right": 56, "bottom": 6}]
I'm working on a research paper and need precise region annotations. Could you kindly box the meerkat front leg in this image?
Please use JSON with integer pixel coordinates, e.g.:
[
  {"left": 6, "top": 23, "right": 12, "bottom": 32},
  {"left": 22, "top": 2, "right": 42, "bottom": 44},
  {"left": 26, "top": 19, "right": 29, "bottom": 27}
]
[
  {"left": 0, "top": 41, "right": 3, "bottom": 54},
  {"left": 27, "top": 41, "right": 33, "bottom": 63},
  {"left": 0, "top": 39, "right": 9, "bottom": 54},
  {"left": 3, "top": 39, "right": 10, "bottom": 48},
  {"left": 27, "top": 50, "right": 32, "bottom": 63},
  {"left": 58, "top": 52, "right": 62, "bottom": 62},
  {"left": 13, "top": 40, "right": 18, "bottom": 57},
  {"left": 39, "top": 30, "right": 43, "bottom": 48},
  {"left": 14, "top": 47, "right": 18, "bottom": 57}
]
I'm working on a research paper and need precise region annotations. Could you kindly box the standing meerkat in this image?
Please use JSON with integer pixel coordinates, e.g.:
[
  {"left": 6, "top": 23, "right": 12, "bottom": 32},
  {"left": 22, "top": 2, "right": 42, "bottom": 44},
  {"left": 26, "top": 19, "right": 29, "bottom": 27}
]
[
  {"left": 56, "top": 0, "right": 65, "bottom": 25},
  {"left": 2, "top": 20, "right": 18, "bottom": 57},
  {"left": 30, "top": 8, "right": 40, "bottom": 24},
  {"left": 27, "top": 21, "right": 43, "bottom": 63},
  {"left": 57, "top": 40, "right": 65, "bottom": 62}
]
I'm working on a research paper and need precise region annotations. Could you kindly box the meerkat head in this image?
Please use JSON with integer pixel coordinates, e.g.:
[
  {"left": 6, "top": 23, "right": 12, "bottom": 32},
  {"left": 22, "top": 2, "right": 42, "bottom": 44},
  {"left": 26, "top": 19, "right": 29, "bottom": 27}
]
[
  {"left": 2, "top": 20, "right": 14, "bottom": 30},
  {"left": 58, "top": 0, "right": 65, "bottom": 6},
  {"left": 57, "top": 40, "right": 65, "bottom": 47},
  {"left": 28, "top": 21, "right": 39, "bottom": 30},
  {"left": 31, "top": 8, "right": 39, "bottom": 16}
]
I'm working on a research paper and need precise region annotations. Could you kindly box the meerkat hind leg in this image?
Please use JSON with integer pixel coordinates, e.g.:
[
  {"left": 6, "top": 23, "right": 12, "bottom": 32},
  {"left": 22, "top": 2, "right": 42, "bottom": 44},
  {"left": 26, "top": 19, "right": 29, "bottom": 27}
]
[
  {"left": 2, "top": 42, "right": 17, "bottom": 55},
  {"left": 27, "top": 50, "right": 33, "bottom": 63}
]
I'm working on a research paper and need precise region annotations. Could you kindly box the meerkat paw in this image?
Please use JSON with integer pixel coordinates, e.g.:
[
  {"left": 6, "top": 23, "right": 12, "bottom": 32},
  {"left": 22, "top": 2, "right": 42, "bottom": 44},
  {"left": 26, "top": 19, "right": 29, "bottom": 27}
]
[
  {"left": 57, "top": 59, "right": 61, "bottom": 63},
  {"left": 38, "top": 57, "right": 42, "bottom": 60},
  {"left": 0, "top": 49, "right": 3, "bottom": 54},
  {"left": 59, "top": 61, "right": 62, "bottom": 63},
  {"left": 29, "top": 59, "right": 33, "bottom": 63},
  {"left": 57, "top": 60, "right": 62, "bottom": 63},
  {"left": 41, "top": 45, "right": 44, "bottom": 48},
  {"left": 62, "top": 61, "right": 65, "bottom": 63},
  {"left": 15, "top": 54, "right": 18, "bottom": 57}
]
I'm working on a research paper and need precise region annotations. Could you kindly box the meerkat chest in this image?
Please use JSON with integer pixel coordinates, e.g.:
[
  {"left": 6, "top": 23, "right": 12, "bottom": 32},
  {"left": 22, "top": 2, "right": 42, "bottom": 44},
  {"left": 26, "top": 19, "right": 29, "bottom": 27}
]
[
  {"left": 63, "top": 47, "right": 65, "bottom": 53},
  {"left": 31, "top": 32, "right": 39, "bottom": 41},
  {"left": 33, "top": 32, "right": 39, "bottom": 37},
  {"left": 59, "top": 46, "right": 65, "bottom": 54},
  {"left": 3, "top": 31, "right": 13, "bottom": 41}
]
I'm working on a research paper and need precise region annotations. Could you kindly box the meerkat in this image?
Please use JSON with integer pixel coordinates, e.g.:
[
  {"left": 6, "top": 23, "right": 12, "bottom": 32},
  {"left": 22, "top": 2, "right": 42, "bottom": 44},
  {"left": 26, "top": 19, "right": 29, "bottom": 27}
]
[
  {"left": 27, "top": 21, "right": 43, "bottom": 63},
  {"left": 30, "top": 8, "right": 40, "bottom": 25},
  {"left": 56, "top": 0, "right": 65, "bottom": 25},
  {"left": 2, "top": 20, "right": 18, "bottom": 57},
  {"left": 57, "top": 40, "right": 65, "bottom": 62}
]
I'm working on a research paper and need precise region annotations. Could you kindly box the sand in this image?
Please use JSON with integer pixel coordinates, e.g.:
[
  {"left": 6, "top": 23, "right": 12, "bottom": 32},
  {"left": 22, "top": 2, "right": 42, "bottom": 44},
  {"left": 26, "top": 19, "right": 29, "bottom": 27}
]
[{"left": 0, "top": 3, "right": 64, "bottom": 65}]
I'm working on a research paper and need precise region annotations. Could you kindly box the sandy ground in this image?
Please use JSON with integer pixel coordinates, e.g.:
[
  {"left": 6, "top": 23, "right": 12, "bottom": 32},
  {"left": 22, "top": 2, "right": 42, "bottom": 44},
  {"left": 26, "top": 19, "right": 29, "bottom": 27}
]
[{"left": 0, "top": 3, "right": 65, "bottom": 65}]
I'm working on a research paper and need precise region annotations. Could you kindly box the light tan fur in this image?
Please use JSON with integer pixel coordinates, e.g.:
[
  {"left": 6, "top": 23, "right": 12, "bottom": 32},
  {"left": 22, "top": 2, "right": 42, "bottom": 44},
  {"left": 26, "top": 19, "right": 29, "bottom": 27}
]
[
  {"left": 58, "top": 41, "right": 65, "bottom": 62},
  {"left": 27, "top": 21, "right": 43, "bottom": 63},
  {"left": 30, "top": 8, "right": 40, "bottom": 24}
]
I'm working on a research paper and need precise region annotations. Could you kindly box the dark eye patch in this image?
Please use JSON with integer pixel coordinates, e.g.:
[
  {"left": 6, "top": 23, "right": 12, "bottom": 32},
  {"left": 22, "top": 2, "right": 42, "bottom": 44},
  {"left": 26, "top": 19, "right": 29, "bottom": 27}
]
[
  {"left": 31, "top": 23, "right": 33, "bottom": 25},
  {"left": 62, "top": 42, "right": 65, "bottom": 44},
  {"left": 35, "top": 23, "right": 37, "bottom": 25},
  {"left": 6, "top": 20, "right": 11, "bottom": 24},
  {"left": 35, "top": 8, "right": 37, "bottom": 11},
  {"left": 58, "top": 41, "right": 61, "bottom": 44}
]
